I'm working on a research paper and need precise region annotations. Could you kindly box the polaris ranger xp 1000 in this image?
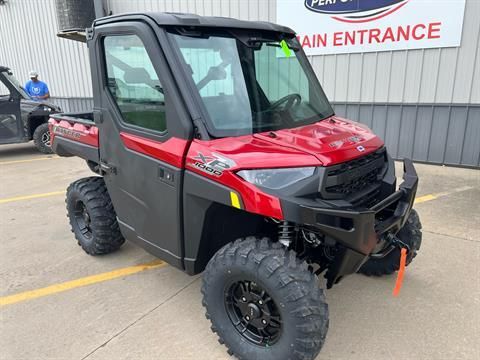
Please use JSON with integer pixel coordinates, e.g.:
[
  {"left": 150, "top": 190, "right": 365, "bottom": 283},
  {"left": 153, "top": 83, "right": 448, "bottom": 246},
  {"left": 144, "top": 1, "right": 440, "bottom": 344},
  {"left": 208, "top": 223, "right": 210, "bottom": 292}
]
[{"left": 50, "top": 13, "right": 422, "bottom": 360}]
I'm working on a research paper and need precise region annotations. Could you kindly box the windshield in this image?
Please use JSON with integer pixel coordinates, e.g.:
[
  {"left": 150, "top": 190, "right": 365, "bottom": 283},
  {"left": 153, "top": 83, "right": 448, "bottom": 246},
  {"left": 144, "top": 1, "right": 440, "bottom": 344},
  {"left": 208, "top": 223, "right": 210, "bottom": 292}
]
[
  {"left": 1, "top": 71, "right": 30, "bottom": 99},
  {"left": 169, "top": 31, "right": 334, "bottom": 138}
]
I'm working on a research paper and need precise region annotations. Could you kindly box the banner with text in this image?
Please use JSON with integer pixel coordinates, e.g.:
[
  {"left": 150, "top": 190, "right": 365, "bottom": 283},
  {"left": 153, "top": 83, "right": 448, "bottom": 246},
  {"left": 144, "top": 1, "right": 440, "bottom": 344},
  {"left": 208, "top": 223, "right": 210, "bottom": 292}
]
[{"left": 277, "top": 0, "right": 466, "bottom": 55}]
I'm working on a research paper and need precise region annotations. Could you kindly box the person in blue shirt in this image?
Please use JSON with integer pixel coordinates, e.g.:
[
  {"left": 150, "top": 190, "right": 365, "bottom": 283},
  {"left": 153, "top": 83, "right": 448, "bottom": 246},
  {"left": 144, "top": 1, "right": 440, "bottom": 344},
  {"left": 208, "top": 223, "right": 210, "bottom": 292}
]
[{"left": 24, "top": 71, "right": 50, "bottom": 100}]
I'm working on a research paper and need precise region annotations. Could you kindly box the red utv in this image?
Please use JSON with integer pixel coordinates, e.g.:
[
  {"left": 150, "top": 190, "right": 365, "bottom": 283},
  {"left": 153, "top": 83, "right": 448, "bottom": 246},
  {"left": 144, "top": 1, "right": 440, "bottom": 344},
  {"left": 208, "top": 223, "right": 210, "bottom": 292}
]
[{"left": 50, "top": 13, "right": 422, "bottom": 360}]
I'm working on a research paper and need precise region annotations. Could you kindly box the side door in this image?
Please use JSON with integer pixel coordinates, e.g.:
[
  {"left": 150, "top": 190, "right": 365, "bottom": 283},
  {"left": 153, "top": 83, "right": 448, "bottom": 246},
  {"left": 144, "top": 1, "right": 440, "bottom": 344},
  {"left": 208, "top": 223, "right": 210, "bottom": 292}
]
[
  {"left": 92, "top": 22, "right": 191, "bottom": 268},
  {"left": 0, "top": 73, "right": 24, "bottom": 144}
]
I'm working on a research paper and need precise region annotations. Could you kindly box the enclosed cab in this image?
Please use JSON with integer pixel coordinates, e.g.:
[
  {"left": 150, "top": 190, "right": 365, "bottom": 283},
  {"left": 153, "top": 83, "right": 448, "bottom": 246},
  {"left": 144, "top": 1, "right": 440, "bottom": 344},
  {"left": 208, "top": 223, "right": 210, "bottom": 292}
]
[{"left": 50, "top": 13, "right": 422, "bottom": 360}]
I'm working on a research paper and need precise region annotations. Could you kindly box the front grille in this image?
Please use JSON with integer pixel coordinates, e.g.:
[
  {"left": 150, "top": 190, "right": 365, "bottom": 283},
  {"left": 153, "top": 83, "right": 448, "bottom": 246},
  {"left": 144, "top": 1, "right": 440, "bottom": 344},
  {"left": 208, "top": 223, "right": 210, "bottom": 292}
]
[{"left": 321, "top": 148, "right": 387, "bottom": 202}]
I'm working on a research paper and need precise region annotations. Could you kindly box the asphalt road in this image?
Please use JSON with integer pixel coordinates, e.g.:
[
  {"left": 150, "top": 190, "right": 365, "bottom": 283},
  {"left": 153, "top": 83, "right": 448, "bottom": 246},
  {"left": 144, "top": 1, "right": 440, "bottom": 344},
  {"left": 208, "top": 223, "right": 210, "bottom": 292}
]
[{"left": 1, "top": 142, "right": 479, "bottom": 360}]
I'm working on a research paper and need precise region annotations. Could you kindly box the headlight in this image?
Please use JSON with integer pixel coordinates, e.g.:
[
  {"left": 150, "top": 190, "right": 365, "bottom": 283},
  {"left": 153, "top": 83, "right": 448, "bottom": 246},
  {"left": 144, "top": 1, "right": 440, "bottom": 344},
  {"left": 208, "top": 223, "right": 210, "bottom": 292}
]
[
  {"left": 43, "top": 106, "right": 52, "bottom": 112},
  {"left": 237, "top": 167, "right": 315, "bottom": 190}
]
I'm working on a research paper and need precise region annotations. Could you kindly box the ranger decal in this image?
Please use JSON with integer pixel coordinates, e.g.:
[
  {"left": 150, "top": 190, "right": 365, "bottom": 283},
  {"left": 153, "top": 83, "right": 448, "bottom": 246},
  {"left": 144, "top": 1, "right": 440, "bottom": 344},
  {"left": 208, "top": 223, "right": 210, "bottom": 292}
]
[{"left": 52, "top": 125, "right": 83, "bottom": 140}]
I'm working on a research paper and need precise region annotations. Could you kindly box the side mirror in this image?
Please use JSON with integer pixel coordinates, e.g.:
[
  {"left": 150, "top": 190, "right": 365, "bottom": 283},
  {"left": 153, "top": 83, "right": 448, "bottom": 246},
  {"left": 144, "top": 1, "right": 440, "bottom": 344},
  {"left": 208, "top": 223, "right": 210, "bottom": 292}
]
[
  {"left": 207, "top": 66, "right": 227, "bottom": 81},
  {"left": 123, "top": 67, "right": 164, "bottom": 94}
]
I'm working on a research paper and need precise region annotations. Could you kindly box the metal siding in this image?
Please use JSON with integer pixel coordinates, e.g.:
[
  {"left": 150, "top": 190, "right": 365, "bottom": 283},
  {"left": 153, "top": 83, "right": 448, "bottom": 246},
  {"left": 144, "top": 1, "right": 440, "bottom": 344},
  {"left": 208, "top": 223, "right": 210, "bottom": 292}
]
[
  {"left": 310, "top": 56, "right": 325, "bottom": 86},
  {"left": 107, "top": 0, "right": 274, "bottom": 21},
  {"left": 418, "top": 50, "right": 441, "bottom": 104},
  {"left": 323, "top": 1, "right": 478, "bottom": 105},
  {"left": 0, "top": 0, "right": 92, "bottom": 98},
  {"left": 462, "top": 108, "right": 480, "bottom": 167},
  {"left": 397, "top": 106, "right": 416, "bottom": 159},
  {"left": 434, "top": 48, "right": 459, "bottom": 103},
  {"left": 345, "top": 104, "right": 359, "bottom": 122},
  {"left": 371, "top": 105, "right": 387, "bottom": 142},
  {"left": 388, "top": 51, "right": 408, "bottom": 103},
  {"left": 403, "top": 50, "right": 424, "bottom": 103},
  {"left": 358, "top": 104, "right": 373, "bottom": 129},
  {"left": 2, "top": 0, "right": 478, "bottom": 104},
  {"left": 444, "top": 107, "right": 469, "bottom": 165},
  {"left": 49, "top": 97, "right": 94, "bottom": 113},
  {"left": 88, "top": 0, "right": 480, "bottom": 166},
  {"left": 334, "top": 104, "right": 346, "bottom": 119},
  {"left": 452, "top": 0, "right": 480, "bottom": 103},
  {"left": 471, "top": 37, "right": 480, "bottom": 104},
  {"left": 360, "top": 53, "right": 377, "bottom": 103},
  {"left": 384, "top": 106, "right": 402, "bottom": 159},
  {"left": 413, "top": 106, "right": 434, "bottom": 162},
  {"left": 374, "top": 53, "right": 392, "bottom": 103},
  {"left": 427, "top": 108, "right": 450, "bottom": 164},
  {"left": 334, "top": 55, "right": 348, "bottom": 101},
  {"left": 2, "top": 0, "right": 478, "bottom": 166},
  {"left": 346, "top": 53, "right": 363, "bottom": 102},
  {"left": 106, "top": 0, "right": 479, "bottom": 106},
  {"left": 332, "top": 103, "right": 479, "bottom": 167},
  {"left": 322, "top": 55, "right": 337, "bottom": 100}
]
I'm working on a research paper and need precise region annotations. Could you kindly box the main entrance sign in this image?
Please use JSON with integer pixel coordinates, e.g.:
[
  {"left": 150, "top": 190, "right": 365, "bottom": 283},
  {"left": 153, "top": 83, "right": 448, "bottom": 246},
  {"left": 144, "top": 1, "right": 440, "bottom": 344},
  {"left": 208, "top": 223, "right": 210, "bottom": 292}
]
[{"left": 277, "top": 0, "right": 466, "bottom": 55}]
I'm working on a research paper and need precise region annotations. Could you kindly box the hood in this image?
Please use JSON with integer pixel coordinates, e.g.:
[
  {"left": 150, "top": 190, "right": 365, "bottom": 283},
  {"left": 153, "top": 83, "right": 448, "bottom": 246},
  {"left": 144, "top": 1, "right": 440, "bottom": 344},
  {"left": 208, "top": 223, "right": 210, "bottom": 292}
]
[
  {"left": 190, "top": 116, "right": 384, "bottom": 170},
  {"left": 253, "top": 116, "right": 384, "bottom": 166},
  {"left": 190, "top": 133, "right": 322, "bottom": 170},
  {"left": 20, "top": 98, "right": 61, "bottom": 113}
]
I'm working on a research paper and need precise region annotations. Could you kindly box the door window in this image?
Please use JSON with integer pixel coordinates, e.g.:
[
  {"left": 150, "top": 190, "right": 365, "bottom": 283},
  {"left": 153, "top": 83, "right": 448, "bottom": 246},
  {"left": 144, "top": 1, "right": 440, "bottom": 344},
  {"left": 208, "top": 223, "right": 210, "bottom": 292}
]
[{"left": 103, "top": 35, "right": 166, "bottom": 132}]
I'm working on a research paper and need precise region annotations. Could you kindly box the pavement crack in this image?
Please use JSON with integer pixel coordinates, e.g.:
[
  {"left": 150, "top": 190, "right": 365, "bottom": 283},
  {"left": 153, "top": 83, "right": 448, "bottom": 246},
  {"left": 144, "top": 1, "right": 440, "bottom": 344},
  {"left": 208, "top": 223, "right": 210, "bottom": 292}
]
[
  {"left": 423, "top": 229, "right": 479, "bottom": 243},
  {"left": 80, "top": 276, "right": 200, "bottom": 360}
]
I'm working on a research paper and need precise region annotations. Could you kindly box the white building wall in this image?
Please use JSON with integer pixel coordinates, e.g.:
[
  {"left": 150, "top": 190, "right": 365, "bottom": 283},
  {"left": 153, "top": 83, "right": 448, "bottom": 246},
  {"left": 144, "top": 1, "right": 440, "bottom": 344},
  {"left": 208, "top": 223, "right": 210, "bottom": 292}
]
[
  {"left": 1, "top": 0, "right": 477, "bottom": 104},
  {"left": 0, "top": 0, "right": 478, "bottom": 166},
  {"left": 107, "top": 0, "right": 480, "bottom": 105},
  {"left": 0, "top": 0, "right": 91, "bottom": 99}
]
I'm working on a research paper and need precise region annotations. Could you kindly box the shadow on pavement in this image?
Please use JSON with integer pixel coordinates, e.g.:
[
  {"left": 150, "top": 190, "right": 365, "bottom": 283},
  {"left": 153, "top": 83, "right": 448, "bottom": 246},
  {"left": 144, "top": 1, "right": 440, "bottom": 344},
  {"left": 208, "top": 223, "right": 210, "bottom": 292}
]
[{"left": 0, "top": 143, "right": 41, "bottom": 159}]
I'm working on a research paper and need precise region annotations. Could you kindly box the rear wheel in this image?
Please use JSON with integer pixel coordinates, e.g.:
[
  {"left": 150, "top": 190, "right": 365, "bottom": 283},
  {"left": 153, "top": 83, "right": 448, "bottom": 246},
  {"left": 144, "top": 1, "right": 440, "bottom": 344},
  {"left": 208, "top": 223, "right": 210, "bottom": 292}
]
[
  {"left": 202, "top": 237, "right": 329, "bottom": 360},
  {"left": 33, "top": 123, "right": 53, "bottom": 154},
  {"left": 66, "top": 177, "right": 125, "bottom": 255},
  {"left": 359, "top": 209, "right": 422, "bottom": 276}
]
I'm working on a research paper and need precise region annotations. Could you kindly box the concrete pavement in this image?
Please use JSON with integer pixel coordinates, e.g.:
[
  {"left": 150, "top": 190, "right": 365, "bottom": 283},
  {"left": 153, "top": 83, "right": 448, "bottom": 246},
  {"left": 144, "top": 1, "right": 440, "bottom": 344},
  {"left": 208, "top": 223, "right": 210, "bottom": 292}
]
[{"left": 1, "top": 142, "right": 479, "bottom": 360}]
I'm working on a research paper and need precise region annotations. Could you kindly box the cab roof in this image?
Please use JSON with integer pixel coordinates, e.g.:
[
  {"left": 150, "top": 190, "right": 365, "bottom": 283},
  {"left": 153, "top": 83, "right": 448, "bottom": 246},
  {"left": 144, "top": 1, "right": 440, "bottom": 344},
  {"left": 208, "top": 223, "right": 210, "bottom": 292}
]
[{"left": 93, "top": 12, "right": 295, "bottom": 35}]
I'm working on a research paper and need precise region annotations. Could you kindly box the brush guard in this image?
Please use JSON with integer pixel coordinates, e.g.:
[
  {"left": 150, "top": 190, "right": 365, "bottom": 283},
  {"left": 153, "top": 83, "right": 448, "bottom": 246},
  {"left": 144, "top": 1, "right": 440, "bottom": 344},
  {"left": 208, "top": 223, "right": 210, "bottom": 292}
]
[{"left": 281, "top": 159, "right": 418, "bottom": 288}]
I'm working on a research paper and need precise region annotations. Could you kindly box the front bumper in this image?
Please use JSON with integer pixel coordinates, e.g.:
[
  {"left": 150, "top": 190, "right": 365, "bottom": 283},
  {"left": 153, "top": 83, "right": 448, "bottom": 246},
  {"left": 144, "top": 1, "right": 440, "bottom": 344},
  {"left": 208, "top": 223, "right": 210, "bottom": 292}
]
[{"left": 281, "top": 159, "right": 418, "bottom": 287}]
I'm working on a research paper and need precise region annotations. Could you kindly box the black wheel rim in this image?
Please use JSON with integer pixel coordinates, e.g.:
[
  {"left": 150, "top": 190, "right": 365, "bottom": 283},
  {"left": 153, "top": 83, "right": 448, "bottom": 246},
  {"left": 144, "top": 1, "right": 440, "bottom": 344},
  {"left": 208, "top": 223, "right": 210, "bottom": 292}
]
[
  {"left": 41, "top": 131, "right": 51, "bottom": 147},
  {"left": 225, "top": 280, "right": 282, "bottom": 347},
  {"left": 73, "top": 200, "right": 92, "bottom": 239}
]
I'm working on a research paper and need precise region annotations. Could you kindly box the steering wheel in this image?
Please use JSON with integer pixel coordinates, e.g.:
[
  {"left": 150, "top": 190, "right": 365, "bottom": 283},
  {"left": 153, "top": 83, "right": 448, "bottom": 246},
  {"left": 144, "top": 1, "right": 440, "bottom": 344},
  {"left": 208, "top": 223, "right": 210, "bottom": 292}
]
[{"left": 270, "top": 93, "right": 301, "bottom": 111}]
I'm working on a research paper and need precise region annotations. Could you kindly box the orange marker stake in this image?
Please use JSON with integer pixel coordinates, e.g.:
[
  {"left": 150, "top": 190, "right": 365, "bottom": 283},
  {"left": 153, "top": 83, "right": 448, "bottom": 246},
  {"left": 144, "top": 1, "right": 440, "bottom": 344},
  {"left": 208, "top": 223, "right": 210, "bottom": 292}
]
[{"left": 393, "top": 248, "right": 408, "bottom": 297}]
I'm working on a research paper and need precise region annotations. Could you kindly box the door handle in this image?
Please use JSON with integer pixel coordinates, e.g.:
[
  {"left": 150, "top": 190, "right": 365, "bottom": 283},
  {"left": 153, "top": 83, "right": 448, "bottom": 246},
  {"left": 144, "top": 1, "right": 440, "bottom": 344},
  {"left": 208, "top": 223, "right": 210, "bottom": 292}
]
[
  {"left": 100, "top": 161, "right": 116, "bottom": 175},
  {"left": 158, "top": 166, "right": 174, "bottom": 184}
]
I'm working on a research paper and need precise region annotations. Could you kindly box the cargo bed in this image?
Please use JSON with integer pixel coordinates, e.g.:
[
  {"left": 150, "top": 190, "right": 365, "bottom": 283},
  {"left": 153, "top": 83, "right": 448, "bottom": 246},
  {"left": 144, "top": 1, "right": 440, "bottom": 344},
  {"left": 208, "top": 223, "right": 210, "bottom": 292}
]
[{"left": 49, "top": 112, "right": 99, "bottom": 163}]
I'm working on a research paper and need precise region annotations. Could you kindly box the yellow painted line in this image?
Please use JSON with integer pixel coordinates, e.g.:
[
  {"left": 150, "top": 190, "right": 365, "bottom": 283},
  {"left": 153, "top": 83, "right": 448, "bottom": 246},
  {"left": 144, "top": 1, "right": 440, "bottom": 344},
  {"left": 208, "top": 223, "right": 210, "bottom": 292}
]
[
  {"left": 0, "top": 190, "right": 66, "bottom": 204},
  {"left": 0, "top": 260, "right": 166, "bottom": 307},
  {"left": 414, "top": 186, "right": 474, "bottom": 204},
  {"left": 0, "top": 156, "right": 59, "bottom": 165},
  {"left": 414, "top": 194, "right": 437, "bottom": 204}
]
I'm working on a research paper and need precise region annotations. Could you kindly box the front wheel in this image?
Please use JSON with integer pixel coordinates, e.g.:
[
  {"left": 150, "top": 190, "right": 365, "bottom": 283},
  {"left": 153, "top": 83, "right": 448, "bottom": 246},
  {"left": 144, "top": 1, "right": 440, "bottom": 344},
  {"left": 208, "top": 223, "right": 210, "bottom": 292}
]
[
  {"left": 202, "top": 237, "right": 329, "bottom": 360},
  {"left": 33, "top": 123, "right": 53, "bottom": 154}
]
